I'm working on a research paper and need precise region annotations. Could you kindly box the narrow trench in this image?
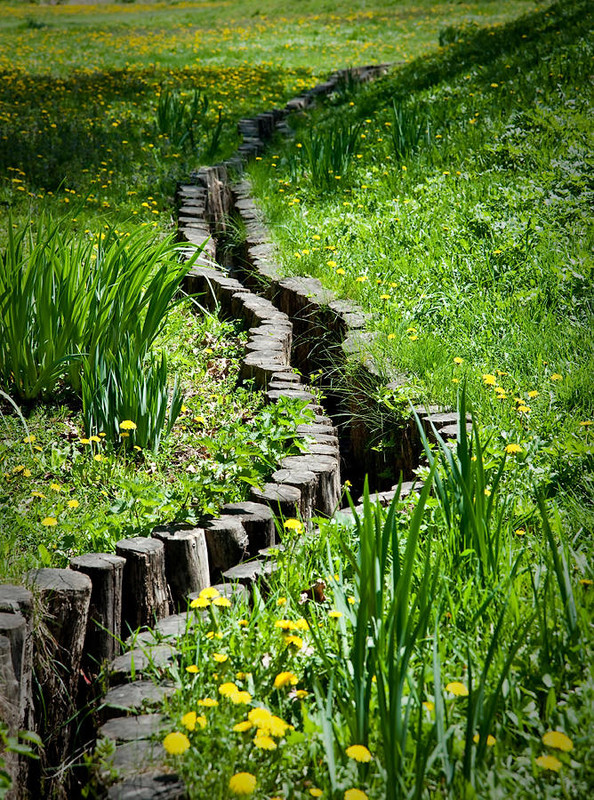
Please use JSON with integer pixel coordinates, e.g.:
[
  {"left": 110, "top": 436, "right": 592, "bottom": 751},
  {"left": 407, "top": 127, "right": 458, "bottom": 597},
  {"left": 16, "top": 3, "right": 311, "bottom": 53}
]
[{"left": 215, "top": 210, "right": 425, "bottom": 501}]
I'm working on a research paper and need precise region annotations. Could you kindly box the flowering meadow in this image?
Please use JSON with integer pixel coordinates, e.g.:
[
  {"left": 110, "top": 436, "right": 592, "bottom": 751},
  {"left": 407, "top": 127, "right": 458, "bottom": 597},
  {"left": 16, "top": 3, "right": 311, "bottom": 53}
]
[{"left": 0, "top": 1, "right": 592, "bottom": 798}]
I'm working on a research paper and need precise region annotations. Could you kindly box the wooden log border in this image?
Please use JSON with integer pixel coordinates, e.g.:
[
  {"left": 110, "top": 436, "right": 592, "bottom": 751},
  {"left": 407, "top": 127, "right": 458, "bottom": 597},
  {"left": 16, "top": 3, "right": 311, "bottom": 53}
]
[{"left": 0, "top": 64, "right": 469, "bottom": 799}]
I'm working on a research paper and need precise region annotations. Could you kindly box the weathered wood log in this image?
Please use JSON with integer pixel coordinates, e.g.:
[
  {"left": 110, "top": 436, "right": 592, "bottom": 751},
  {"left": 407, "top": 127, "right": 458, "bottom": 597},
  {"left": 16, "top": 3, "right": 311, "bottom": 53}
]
[
  {"left": 202, "top": 517, "right": 249, "bottom": 579},
  {"left": 270, "top": 468, "right": 317, "bottom": 522},
  {"left": 0, "top": 585, "right": 34, "bottom": 726},
  {"left": 151, "top": 526, "right": 210, "bottom": 607},
  {"left": 0, "top": 634, "right": 21, "bottom": 800},
  {"left": 70, "top": 553, "right": 126, "bottom": 669},
  {"left": 115, "top": 538, "right": 170, "bottom": 634},
  {"left": 107, "top": 772, "right": 187, "bottom": 800},
  {"left": 250, "top": 483, "right": 302, "bottom": 521},
  {"left": 101, "top": 681, "right": 173, "bottom": 722},
  {"left": 0, "top": 613, "right": 27, "bottom": 714},
  {"left": 0, "top": 585, "right": 35, "bottom": 800},
  {"left": 0, "top": 633, "right": 19, "bottom": 728},
  {"left": 221, "top": 501, "right": 276, "bottom": 554},
  {"left": 27, "top": 568, "right": 92, "bottom": 784},
  {"left": 279, "top": 454, "right": 340, "bottom": 517}
]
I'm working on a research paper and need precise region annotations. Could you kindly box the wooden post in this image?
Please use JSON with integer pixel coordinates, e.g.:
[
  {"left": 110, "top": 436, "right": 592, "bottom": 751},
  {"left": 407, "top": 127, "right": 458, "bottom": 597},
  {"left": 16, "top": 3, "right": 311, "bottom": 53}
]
[
  {"left": 0, "top": 585, "right": 35, "bottom": 800},
  {"left": 70, "top": 553, "right": 126, "bottom": 669},
  {"left": 26, "top": 568, "right": 92, "bottom": 792},
  {"left": 152, "top": 526, "right": 210, "bottom": 608},
  {"left": 115, "top": 537, "right": 169, "bottom": 634}
]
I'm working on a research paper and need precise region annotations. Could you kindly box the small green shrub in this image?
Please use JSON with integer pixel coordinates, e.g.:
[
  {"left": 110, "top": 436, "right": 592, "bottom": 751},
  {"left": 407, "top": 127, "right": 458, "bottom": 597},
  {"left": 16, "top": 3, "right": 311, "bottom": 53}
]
[
  {"left": 156, "top": 87, "right": 208, "bottom": 149},
  {"left": 81, "top": 339, "right": 183, "bottom": 454},
  {"left": 292, "top": 119, "right": 362, "bottom": 192},
  {"left": 388, "top": 100, "right": 431, "bottom": 162},
  {"left": 0, "top": 215, "right": 198, "bottom": 401}
]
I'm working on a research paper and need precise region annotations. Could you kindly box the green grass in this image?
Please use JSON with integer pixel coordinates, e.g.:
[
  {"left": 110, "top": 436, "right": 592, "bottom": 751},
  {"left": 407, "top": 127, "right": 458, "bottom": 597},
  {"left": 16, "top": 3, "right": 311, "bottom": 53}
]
[
  {"left": 131, "top": 421, "right": 593, "bottom": 798},
  {"left": 4, "top": 3, "right": 593, "bottom": 798},
  {"left": 0, "top": 0, "right": 536, "bottom": 237},
  {"left": 248, "top": 0, "right": 593, "bottom": 530},
  {"left": 0, "top": 298, "right": 312, "bottom": 580}
]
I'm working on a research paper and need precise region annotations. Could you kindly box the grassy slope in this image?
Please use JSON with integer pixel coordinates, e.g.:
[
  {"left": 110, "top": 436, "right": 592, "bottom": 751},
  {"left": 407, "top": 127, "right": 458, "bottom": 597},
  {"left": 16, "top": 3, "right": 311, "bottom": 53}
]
[
  {"left": 248, "top": 0, "right": 593, "bottom": 530},
  {"left": 0, "top": 1, "right": 540, "bottom": 577},
  {"left": 0, "top": 0, "right": 536, "bottom": 236}
]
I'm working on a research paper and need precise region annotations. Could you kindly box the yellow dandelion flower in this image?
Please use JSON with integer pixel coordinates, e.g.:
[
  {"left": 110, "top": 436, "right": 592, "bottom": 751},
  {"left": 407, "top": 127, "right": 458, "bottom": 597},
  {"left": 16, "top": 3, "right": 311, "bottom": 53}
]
[
  {"left": 550, "top": 374, "right": 563, "bottom": 381},
  {"left": 181, "top": 711, "right": 197, "bottom": 731},
  {"left": 219, "top": 682, "right": 239, "bottom": 697},
  {"left": 274, "top": 671, "right": 298, "bottom": 689},
  {"left": 473, "top": 733, "right": 496, "bottom": 746},
  {"left": 482, "top": 374, "right": 497, "bottom": 386},
  {"left": 345, "top": 790, "right": 368, "bottom": 800},
  {"left": 346, "top": 744, "right": 372, "bottom": 763},
  {"left": 535, "top": 754, "right": 562, "bottom": 772},
  {"left": 93, "top": 454, "right": 103, "bottom": 462},
  {"left": 119, "top": 420, "right": 137, "bottom": 430},
  {"left": 505, "top": 443, "right": 523, "bottom": 454},
  {"left": 67, "top": 499, "right": 79, "bottom": 509},
  {"left": 233, "top": 720, "right": 253, "bottom": 732},
  {"left": 185, "top": 665, "right": 199, "bottom": 674},
  {"left": 197, "top": 698, "right": 218, "bottom": 707},
  {"left": 336, "top": 268, "right": 346, "bottom": 275},
  {"left": 41, "top": 517, "right": 58, "bottom": 527},
  {"left": 23, "top": 435, "right": 36, "bottom": 443},
  {"left": 515, "top": 528, "right": 526, "bottom": 536},
  {"left": 213, "top": 653, "right": 228, "bottom": 663},
  {"left": 276, "top": 597, "right": 287, "bottom": 606},
  {"left": 190, "top": 597, "right": 210, "bottom": 608},
  {"left": 253, "top": 732, "right": 277, "bottom": 750},
  {"left": 230, "top": 690, "right": 252, "bottom": 705},
  {"left": 453, "top": 357, "right": 464, "bottom": 365},
  {"left": 284, "top": 635, "right": 303, "bottom": 649},
  {"left": 295, "top": 689, "right": 308, "bottom": 699},
  {"left": 528, "top": 390, "right": 539, "bottom": 399},
  {"left": 275, "top": 619, "right": 295, "bottom": 630},
  {"left": 162, "top": 731, "right": 190, "bottom": 755},
  {"left": 310, "top": 790, "right": 323, "bottom": 797},
  {"left": 196, "top": 715, "right": 207, "bottom": 729},
  {"left": 294, "top": 618, "right": 309, "bottom": 630},
  {"left": 199, "top": 586, "right": 221, "bottom": 600},
  {"left": 328, "top": 610, "right": 343, "bottom": 619},
  {"left": 423, "top": 701, "right": 435, "bottom": 712},
  {"left": 213, "top": 596, "right": 231, "bottom": 608},
  {"left": 517, "top": 405, "right": 531, "bottom": 414},
  {"left": 283, "top": 518, "right": 304, "bottom": 533},
  {"left": 542, "top": 731, "right": 573, "bottom": 752},
  {"left": 446, "top": 681, "right": 469, "bottom": 697},
  {"left": 248, "top": 707, "right": 272, "bottom": 727},
  {"left": 228, "top": 772, "right": 257, "bottom": 795}
]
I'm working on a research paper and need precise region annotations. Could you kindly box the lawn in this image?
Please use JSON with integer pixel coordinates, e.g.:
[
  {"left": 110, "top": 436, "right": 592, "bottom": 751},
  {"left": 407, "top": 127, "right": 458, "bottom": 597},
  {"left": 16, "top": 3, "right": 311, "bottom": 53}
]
[
  {"left": 0, "top": 0, "right": 539, "bottom": 574},
  {"left": 1, "top": 2, "right": 592, "bottom": 799}
]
